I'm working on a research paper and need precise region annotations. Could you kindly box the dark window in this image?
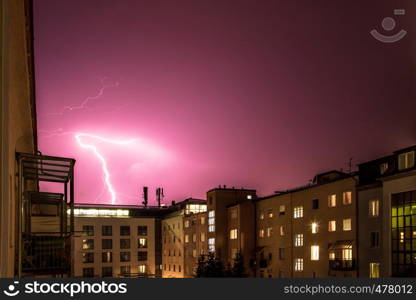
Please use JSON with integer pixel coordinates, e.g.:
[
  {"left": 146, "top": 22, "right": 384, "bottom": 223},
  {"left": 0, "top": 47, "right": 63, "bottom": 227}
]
[
  {"left": 102, "top": 267, "right": 113, "bottom": 277},
  {"left": 279, "top": 248, "right": 285, "bottom": 260},
  {"left": 370, "top": 232, "right": 380, "bottom": 248},
  {"left": 138, "top": 251, "right": 148, "bottom": 261},
  {"left": 120, "top": 226, "right": 130, "bottom": 236},
  {"left": 137, "top": 226, "right": 148, "bottom": 236},
  {"left": 102, "top": 226, "right": 112, "bottom": 236},
  {"left": 82, "top": 225, "right": 94, "bottom": 236},
  {"left": 312, "top": 199, "right": 319, "bottom": 209},
  {"left": 268, "top": 252, "right": 272, "bottom": 261},
  {"left": 120, "top": 252, "right": 131, "bottom": 262},
  {"left": 31, "top": 203, "right": 58, "bottom": 216},
  {"left": 120, "top": 239, "right": 130, "bottom": 249},
  {"left": 82, "top": 267, "right": 94, "bottom": 277},
  {"left": 102, "top": 252, "right": 113, "bottom": 263},
  {"left": 102, "top": 239, "right": 112, "bottom": 249},
  {"left": 82, "top": 253, "right": 94, "bottom": 263},
  {"left": 120, "top": 266, "right": 131, "bottom": 275}
]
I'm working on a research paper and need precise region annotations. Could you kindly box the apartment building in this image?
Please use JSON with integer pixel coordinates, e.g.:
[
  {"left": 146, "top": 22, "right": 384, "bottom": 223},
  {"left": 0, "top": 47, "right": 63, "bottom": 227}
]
[
  {"left": 183, "top": 212, "right": 208, "bottom": 277},
  {"left": 162, "top": 199, "right": 207, "bottom": 278},
  {"left": 73, "top": 204, "right": 169, "bottom": 278},
  {"left": 255, "top": 171, "right": 357, "bottom": 278},
  {"left": 358, "top": 145, "right": 416, "bottom": 278}
]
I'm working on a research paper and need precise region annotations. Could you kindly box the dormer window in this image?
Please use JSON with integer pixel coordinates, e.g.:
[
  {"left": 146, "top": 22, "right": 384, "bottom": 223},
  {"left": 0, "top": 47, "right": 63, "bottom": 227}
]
[
  {"left": 380, "top": 162, "right": 388, "bottom": 175},
  {"left": 398, "top": 151, "right": 415, "bottom": 170}
]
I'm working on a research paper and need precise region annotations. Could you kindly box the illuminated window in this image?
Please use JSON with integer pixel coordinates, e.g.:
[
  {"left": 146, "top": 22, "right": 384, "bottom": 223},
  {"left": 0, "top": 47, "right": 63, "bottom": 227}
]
[
  {"left": 328, "top": 220, "right": 336, "bottom": 232},
  {"left": 82, "top": 239, "right": 94, "bottom": 250},
  {"left": 267, "top": 210, "right": 273, "bottom": 218},
  {"left": 400, "top": 231, "right": 404, "bottom": 243},
  {"left": 247, "top": 195, "right": 252, "bottom": 200},
  {"left": 380, "top": 162, "right": 388, "bottom": 175},
  {"left": 370, "top": 263, "right": 380, "bottom": 278},
  {"left": 267, "top": 227, "right": 273, "bottom": 237},
  {"left": 201, "top": 233, "right": 205, "bottom": 242},
  {"left": 343, "top": 218, "right": 352, "bottom": 231},
  {"left": 102, "top": 251, "right": 112, "bottom": 263},
  {"left": 120, "top": 252, "right": 130, "bottom": 262},
  {"left": 208, "top": 238, "right": 215, "bottom": 252},
  {"left": 200, "top": 216, "right": 205, "bottom": 225},
  {"left": 192, "top": 234, "right": 197, "bottom": 242},
  {"left": 185, "top": 235, "right": 189, "bottom": 243},
  {"left": 329, "top": 251, "right": 335, "bottom": 260},
  {"left": 328, "top": 194, "right": 336, "bottom": 207},
  {"left": 192, "top": 249, "right": 197, "bottom": 258},
  {"left": 294, "top": 234, "right": 303, "bottom": 247},
  {"left": 184, "top": 220, "right": 190, "bottom": 228},
  {"left": 294, "top": 258, "right": 303, "bottom": 272},
  {"left": 398, "top": 151, "right": 415, "bottom": 170},
  {"left": 82, "top": 253, "right": 94, "bottom": 263},
  {"left": 137, "top": 251, "right": 147, "bottom": 261},
  {"left": 138, "top": 238, "right": 147, "bottom": 248},
  {"left": 138, "top": 265, "right": 146, "bottom": 274},
  {"left": 231, "top": 248, "right": 238, "bottom": 259},
  {"left": 343, "top": 191, "right": 352, "bottom": 205},
  {"left": 230, "top": 229, "right": 238, "bottom": 240},
  {"left": 260, "top": 213, "right": 265, "bottom": 220},
  {"left": 185, "top": 204, "right": 207, "bottom": 215},
  {"left": 311, "top": 222, "right": 318, "bottom": 234},
  {"left": 208, "top": 210, "right": 215, "bottom": 217},
  {"left": 259, "top": 229, "right": 265, "bottom": 238},
  {"left": 279, "top": 225, "right": 285, "bottom": 236},
  {"left": 293, "top": 206, "right": 303, "bottom": 219},
  {"left": 311, "top": 245, "right": 319, "bottom": 261},
  {"left": 208, "top": 210, "right": 215, "bottom": 232},
  {"left": 342, "top": 247, "right": 352, "bottom": 261},
  {"left": 209, "top": 225, "right": 215, "bottom": 232},
  {"left": 369, "top": 200, "right": 379, "bottom": 217},
  {"left": 279, "top": 205, "right": 286, "bottom": 215}
]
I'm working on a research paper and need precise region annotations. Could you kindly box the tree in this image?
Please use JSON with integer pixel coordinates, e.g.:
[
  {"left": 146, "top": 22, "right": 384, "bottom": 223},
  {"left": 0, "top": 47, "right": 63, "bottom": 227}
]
[
  {"left": 230, "top": 252, "right": 247, "bottom": 277},
  {"left": 194, "top": 253, "right": 226, "bottom": 277}
]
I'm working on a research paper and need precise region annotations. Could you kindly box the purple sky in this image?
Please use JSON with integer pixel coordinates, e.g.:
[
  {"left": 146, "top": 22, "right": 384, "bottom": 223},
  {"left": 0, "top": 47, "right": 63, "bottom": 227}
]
[{"left": 34, "top": 0, "right": 416, "bottom": 205}]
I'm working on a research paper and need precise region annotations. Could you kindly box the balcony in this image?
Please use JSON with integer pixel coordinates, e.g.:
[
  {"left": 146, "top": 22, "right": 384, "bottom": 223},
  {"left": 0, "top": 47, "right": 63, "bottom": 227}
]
[{"left": 329, "top": 259, "right": 355, "bottom": 271}]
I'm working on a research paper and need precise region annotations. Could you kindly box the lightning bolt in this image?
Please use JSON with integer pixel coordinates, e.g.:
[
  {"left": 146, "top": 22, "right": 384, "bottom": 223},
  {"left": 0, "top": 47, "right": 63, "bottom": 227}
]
[{"left": 75, "top": 133, "right": 136, "bottom": 204}]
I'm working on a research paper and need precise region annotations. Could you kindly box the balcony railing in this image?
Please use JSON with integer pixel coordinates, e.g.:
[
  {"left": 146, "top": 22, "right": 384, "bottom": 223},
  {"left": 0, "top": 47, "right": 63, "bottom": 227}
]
[{"left": 329, "top": 259, "right": 355, "bottom": 271}]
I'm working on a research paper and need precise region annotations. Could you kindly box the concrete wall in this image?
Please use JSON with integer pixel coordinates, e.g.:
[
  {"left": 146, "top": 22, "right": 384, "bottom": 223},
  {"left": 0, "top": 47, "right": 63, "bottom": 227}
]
[{"left": 0, "top": 0, "right": 37, "bottom": 277}]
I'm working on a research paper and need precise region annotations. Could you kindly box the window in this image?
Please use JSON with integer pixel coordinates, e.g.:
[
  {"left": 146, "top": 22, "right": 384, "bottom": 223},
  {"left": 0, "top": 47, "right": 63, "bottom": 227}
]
[
  {"left": 137, "top": 251, "right": 147, "bottom": 261},
  {"left": 102, "top": 267, "right": 113, "bottom": 277},
  {"left": 185, "top": 235, "right": 189, "bottom": 243},
  {"left": 370, "top": 232, "right": 380, "bottom": 248},
  {"left": 138, "top": 238, "right": 147, "bottom": 248},
  {"left": 192, "top": 249, "right": 197, "bottom": 258},
  {"left": 279, "top": 248, "right": 285, "bottom": 260},
  {"left": 82, "top": 239, "right": 94, "bottom": 250},
  {"left": 311, "top": 245, "right": 319, "bottom": 261},
  {"left": 294, "top": 234, "right": 303, "bottom": 247},
  {"left": 184, "top": 220, "right": 190, "bottom": 228},
  {"left": 328, "top": 194, "right": 336, "bottom": 207},
  {"left": 208, "top": 238, "right": 215, "bottom": 252},
  {"left": 247, "top": 195, "right": 253, "bottom": 200},
  {"left": 120, "top": 239, "right": 130, "bottom": 249},
  {"left": 231, "top": 248, "right": 238, "bottom": 259},
  {"left": 138, "top": 265, "right": 146, "bottom": 274},
  {"left": 102, "top": 252, "right": 112, "bottom": 263},
  {"left": 342, "top": 247, "right": 352, "bottom": 261},
  {"left": 208, "top": 210, "right": 215, "bottom": 232},
  {"left": 200, "top": 216, "right": 205, "bottom": 225},
  {"left": 230, "top": 209, "right": 238, "bottom": 219},
  {"left": 82, "top": 267, "right": 94, "bottom": 277},
  {"left": 293, "top": 206, "right": 303, "bottom": 219},
  {"left": 102, "top": 239, "right": 112, "bottom": 249},
  {"left": 120, "top": 226, "right": 130, "bottom": 236},
  {"left": 137, "top": 226, "right": 147, "bottom": 236},
  {"left": 267, "top": 210, "right": 273, "bottom": 218},
  {"left": 279, "top": 205, "right": 286, "bottom": 215},
  {"left": 120, "top": 252, "right": 130, "bottom": 262},
  {"left": 200, "top": 233, "right": 205, "bottom": 242},
  {"left": 208, "top": 225, "right": 215, "bottom": 232},
  {"left": 120, "top": 266, "right": 131, "bottom": 275},
  {"left": 311, "top": 222, "right": 318, "bottom": 234},
  {"left": 312, "top": 199, "right": 319, "bottom": 209},
  {"left": 343, "top": 191, "right": 352, "bottom": 205},
  {"left": 398, "top": 151, "right": 415, "bottom": 170},
  {"left": 82, "top": 225, "right": 94, "bottom": 236},
  {"left": 230, "top": 229, "right": 238, "bottom": 240},
  {"left": 343, "top": 218, "right": 352, "bottom": 231},
  {"left": 329, "top": 251, "right": 336, "bottom": 260},
  {"left": 369, "top": 263, "right": 380, "bottom": 278},
  {"left": 380, "top": 162, "right": 388, "bottom": 174},
  {"left": 328, "top": 220, "right": 336, "bottom": 232},
  {"left": 82, "top": 253, "right": 94, "bottom": 263},
  {"left": 259, "top": 229, "right": 265, "bottom": 238},
  {"left": 369, "top": 200, "right": 380, "bottom": 217},
  {"left": 294, "top": 258, "right": 303, "bottom": 272},
  {"left": 279, "top": 225, "right": 285, "bottom": 236},
  {"left": 102, "top": 226, "right": 112, "bottom": 236},
  {"left": 266, "top": 227, "right": 273, "bottom": 237},
  {"left": 260, "top": 213, "right": 265, "bottom": 220}
]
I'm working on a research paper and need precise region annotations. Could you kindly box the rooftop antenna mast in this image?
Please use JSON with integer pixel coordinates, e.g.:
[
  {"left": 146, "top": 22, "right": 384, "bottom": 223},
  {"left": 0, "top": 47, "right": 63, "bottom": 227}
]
[
  {"left": 156, "top": 187, "right": 164, "bottom": 207},
  {"left": 348, "top": 157, "right": 353, "bottom": 174},
  {"left": 142, "top": 186, "right": 148, "bottom": 207}
]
